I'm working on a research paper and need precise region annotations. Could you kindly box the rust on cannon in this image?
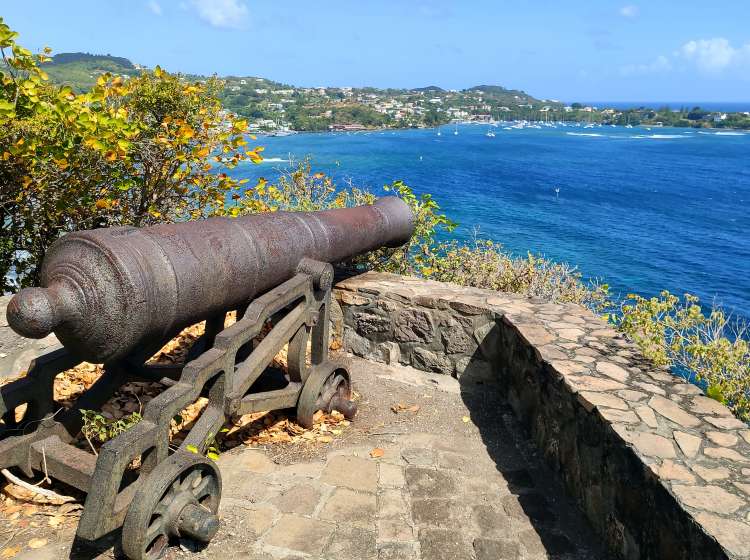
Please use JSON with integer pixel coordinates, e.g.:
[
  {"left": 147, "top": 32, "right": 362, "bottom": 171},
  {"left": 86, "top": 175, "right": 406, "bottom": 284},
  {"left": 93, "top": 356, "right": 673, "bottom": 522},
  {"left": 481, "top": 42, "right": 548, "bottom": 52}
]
[
  {"left": 7, "top": 196, "right": 413, "bottom": 363},
  {"left": 1, "top": 198, "right": 414, "bottom": 560}
]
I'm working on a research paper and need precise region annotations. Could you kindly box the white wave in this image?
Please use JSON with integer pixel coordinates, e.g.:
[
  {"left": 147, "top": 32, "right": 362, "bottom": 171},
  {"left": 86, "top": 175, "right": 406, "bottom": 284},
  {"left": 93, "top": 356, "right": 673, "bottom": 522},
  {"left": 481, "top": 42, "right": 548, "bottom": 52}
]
[
  {"left": 259, "top": 157, "right": 290, "bottom": 163},
  {"left": 630, "top": 134, "right": 688, "bottom": 139},
  {"left": 697, "top": 130, "right": 746, "bottom": 136},
  {"left": 566, "top": 132, "right": 604, "bottom": 137}
]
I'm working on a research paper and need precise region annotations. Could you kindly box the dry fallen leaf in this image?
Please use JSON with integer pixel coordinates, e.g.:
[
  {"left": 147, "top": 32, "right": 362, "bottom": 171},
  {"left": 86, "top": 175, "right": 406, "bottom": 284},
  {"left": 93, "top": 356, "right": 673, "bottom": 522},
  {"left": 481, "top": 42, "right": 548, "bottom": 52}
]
[
  {"left": 369, "top": 448, "right": 385, "bottom": 458},
  {"left": 58, "top": 503, "right": 83, "bottom": 516},
  {"left": 1, "top": 546, "right": 21, "bottom": 559},
  {"left": 1, "top": 315, "right": 355, "bottom": 528},
  {"left": 391, "top": 403, "right": 421, "bottom": 414},
  {"left": 27, "top": 538, "right": 47, "bottom": 549}
]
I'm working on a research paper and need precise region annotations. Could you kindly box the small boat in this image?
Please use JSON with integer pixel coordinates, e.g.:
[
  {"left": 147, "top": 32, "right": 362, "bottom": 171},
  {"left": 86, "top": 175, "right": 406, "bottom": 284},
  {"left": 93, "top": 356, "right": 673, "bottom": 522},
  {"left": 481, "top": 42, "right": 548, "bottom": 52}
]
[
  {"left": 453, "top": 124, "right": 459, "bottom": 135},
  {"left": 486, "top": 127, "right": 495, "bottom": 138}
]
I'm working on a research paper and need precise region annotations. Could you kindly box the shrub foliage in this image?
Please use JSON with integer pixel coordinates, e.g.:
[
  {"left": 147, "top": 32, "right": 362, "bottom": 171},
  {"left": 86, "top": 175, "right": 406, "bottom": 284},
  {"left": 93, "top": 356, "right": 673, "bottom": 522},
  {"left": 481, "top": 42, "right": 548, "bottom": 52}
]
[
  {"left": 616, "top": 292, "right": 749, "bottom": 420},
  {"left": 0, "top": 18, "right": 259, "bottom": 289}
]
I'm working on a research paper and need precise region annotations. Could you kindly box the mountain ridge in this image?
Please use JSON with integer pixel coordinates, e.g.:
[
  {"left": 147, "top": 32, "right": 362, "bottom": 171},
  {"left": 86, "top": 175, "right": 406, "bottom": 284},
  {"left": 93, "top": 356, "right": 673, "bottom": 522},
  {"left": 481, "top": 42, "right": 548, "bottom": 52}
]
[{"left": 41, "top": 52, "right": 542, "bottom": 101}]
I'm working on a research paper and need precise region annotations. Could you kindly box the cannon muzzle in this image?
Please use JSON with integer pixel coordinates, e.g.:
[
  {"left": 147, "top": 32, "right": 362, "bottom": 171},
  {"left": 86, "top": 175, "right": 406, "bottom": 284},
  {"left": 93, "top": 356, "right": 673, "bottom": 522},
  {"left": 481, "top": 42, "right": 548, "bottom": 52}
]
[{"left": 7, "top": 197, "right": 414, "bottom": 363}]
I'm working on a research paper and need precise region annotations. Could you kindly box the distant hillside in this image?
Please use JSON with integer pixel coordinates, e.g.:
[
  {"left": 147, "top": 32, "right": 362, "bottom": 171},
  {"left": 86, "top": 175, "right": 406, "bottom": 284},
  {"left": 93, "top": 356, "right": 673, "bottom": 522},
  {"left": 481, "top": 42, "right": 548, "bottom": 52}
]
[
  {"left": 413, "top": 86, "right": 445, "bottom": 93},
  {"left": 467, "top": 85, "right": 512, "bottom": 93},
  {"left": 42, "top": 53, "right": 140, "bottom": 92},
  {"left": 466, "top": 84, "right": 540, "bottom": 105},
  {"left": 51, "top": 52, "right": 135, "bottom": 68},
  {"left": 40, "top": 52, "right": 560, "bottom": 130}
]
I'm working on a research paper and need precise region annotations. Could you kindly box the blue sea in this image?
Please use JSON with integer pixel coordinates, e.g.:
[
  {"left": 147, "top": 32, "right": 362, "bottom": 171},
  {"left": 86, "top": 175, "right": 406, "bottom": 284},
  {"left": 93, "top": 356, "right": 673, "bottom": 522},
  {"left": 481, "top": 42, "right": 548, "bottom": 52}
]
[
  {"left": 229, "top": 124, "right": 750, "bottom": 322},
  {"left": 582, "top": 101, "right": 750, "bottom": 112}
]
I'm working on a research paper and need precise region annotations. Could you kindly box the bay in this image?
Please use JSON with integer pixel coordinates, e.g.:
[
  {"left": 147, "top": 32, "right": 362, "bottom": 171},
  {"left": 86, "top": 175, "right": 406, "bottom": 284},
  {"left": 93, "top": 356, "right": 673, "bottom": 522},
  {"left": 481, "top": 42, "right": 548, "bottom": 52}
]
[{"left": 228, "top": 124, "right": 750, "bottom": 321}]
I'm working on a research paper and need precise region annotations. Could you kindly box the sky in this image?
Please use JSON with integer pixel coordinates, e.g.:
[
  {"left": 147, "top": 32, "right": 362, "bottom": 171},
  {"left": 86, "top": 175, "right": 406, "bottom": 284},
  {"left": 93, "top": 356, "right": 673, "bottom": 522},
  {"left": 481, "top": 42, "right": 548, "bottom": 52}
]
[{"left": 2, "top": 0, "right": 750, "bottom": 102}]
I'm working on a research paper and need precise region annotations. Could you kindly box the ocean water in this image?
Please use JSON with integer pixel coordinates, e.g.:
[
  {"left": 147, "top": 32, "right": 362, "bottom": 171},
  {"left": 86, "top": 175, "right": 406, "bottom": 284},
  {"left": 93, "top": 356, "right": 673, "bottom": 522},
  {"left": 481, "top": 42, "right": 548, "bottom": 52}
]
[{"left": 229, "top": 124, "right": 750, "bottom": 321}]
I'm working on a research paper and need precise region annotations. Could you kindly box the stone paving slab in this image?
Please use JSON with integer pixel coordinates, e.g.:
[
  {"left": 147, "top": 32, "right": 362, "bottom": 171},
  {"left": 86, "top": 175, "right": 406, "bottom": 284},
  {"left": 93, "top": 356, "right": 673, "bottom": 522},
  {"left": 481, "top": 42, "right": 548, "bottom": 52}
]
[
  {"left": 178, "top": 357, "right": 602, "bottom": 560},
  {"left": 2, "top": 357, "right": 603, "bottom": 560},
  {"left": 333, "top": 271, "right": 750, "bottom": 559}
]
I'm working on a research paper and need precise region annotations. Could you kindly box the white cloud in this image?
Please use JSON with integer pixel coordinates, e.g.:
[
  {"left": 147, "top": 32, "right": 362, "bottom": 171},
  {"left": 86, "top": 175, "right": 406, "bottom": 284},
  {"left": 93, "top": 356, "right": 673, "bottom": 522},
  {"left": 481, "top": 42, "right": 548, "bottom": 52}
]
[
  {"left": 620, "top": 55, "right": 671, "bottom": 76},
  {"left": 620, "top": 37, "right": 750, "bottom": 79},
  {"left": 147, "top": 0, "right": 162, "bottom": 15},
  {"left": 619, "top": 5, "right": 639, "bottom": 18},
  {"left": 678, "top": 37, "right": 750, "bottom": 73},
  {"left": 190, "top": 0, "right": 248, "bottom": 29}
]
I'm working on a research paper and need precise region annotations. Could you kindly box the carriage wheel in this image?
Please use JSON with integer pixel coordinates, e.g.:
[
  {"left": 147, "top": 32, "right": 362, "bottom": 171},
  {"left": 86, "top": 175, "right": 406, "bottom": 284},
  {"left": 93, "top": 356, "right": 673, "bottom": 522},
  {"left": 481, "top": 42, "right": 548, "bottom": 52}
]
[
  {"left": 121, "top": 451, "right": 221, "bottom": 560},
  {"left": 296, "top": 360, "right": 357, "bottom": 429}
]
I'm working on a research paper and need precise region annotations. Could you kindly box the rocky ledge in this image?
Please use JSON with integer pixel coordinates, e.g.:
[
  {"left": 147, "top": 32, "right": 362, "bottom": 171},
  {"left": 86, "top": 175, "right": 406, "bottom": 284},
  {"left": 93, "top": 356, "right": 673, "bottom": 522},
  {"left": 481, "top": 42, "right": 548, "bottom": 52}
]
[{"left": 332, "top": 272, "right": 750, "bottom": 560}]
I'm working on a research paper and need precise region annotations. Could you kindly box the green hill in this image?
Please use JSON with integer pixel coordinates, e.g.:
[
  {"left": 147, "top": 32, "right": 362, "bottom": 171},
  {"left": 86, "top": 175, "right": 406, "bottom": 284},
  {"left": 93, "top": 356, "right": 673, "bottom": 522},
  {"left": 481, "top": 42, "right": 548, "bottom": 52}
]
[
  {"left": 39, "top": 52, "right": 559, "bottom": 129},
  {"left": 42, "top": 53, "right": 140, "bottom": 92},
  {"left": 413, "top": 86, "right": 445, "bottom": 93},
  {"left": 465, "top": 84, "right": 548, "bottom": 106}
]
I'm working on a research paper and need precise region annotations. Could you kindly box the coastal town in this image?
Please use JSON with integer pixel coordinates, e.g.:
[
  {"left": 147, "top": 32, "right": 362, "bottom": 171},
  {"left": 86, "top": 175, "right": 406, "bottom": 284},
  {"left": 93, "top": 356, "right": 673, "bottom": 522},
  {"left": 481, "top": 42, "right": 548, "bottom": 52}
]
[
  {"left": 36, "top": 52, "right": 750, "bottom": 132},
  {"left": 217, "top": 75, "right": 750, "bottom": 133},
  {"left": 219, "top": 75, "right": 556, "bottom": 132}
]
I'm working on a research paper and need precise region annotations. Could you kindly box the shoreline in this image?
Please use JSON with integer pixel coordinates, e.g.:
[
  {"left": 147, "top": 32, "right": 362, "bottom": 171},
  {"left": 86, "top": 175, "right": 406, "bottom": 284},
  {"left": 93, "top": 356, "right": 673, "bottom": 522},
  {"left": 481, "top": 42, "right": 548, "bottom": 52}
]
[{"left": 253, "top": 121, "right": 750, "bottom": 137}]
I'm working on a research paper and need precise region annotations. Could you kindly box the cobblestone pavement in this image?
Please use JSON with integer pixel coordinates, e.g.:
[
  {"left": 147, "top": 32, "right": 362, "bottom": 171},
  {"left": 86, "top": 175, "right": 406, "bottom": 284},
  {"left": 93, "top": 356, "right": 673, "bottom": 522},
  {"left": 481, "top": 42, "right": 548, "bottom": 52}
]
[{"left": 15, "top": 357, "right": 603, "bottom": 560}]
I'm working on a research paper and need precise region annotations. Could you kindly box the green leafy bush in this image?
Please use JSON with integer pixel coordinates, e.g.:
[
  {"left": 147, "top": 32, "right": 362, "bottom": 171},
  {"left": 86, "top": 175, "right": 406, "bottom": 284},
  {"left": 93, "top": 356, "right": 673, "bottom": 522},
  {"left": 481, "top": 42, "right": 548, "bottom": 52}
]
[
  {"left": 616, "top": 292, "right": 750, "bottom": 420},
  {"left": 80, "top": 409, "right": 142, "bottom": 451},
  {"left": 422, "top": 239, "right": 611, "bottom": 310},
  {"left": 0, "top": 19, "right": 257, "bottom": 290}
]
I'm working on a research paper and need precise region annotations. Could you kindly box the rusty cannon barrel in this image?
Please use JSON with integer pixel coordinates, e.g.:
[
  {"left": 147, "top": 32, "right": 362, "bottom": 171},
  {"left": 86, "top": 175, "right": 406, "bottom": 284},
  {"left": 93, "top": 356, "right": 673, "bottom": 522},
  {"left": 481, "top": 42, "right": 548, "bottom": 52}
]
[{"left": 7, "top": 197, "right": 414, "bottom": 363}]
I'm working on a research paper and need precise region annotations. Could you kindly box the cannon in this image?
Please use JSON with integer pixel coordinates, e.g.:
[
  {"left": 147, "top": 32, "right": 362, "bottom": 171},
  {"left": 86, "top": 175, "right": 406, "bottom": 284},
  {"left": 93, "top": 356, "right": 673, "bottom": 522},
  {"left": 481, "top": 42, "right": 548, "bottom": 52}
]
[{"left": 0, "top": 198, "right": 413, "bottom": 560}]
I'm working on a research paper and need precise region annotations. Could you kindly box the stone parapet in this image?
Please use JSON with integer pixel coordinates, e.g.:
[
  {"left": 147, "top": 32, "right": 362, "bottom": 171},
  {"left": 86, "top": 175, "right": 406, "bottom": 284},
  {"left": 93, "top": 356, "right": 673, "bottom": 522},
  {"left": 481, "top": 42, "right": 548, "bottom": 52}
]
[{"left": 333, "top": 271, "right": 750, "bottom": 559}]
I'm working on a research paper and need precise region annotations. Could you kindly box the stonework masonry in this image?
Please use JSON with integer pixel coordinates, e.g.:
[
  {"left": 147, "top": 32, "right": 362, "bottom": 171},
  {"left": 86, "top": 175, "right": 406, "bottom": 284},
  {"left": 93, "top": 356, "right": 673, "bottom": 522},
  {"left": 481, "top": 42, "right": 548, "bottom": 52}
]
[{"left": 332, "top": 272, "right": 750, "bottom": 560}]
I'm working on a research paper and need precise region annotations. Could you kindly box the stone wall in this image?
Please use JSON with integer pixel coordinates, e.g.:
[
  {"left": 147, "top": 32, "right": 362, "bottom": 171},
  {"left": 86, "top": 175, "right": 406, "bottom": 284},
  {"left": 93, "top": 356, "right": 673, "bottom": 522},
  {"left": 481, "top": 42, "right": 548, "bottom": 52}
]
[{"left": 332, "top": 272, "right": 750, "bottom": 560}]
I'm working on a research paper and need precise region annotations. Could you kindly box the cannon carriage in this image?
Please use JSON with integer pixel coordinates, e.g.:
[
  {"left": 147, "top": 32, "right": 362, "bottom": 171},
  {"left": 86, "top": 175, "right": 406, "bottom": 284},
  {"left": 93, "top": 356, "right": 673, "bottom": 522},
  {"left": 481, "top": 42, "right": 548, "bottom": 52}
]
[{"left": 0, "top": 198, "right": 413, "bottom": 560}]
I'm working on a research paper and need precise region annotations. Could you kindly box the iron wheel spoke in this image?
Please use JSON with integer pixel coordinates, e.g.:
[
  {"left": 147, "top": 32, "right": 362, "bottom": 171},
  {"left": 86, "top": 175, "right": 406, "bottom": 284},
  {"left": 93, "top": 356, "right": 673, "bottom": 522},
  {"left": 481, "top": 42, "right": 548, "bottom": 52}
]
[
  {"left": 191, "top": 476, "right": 215, "bottom": 500},
  {"left": 145, "top": 518, "right": 167, "bottom": 543},
  {"left": 184, "top": 468, "right": 202, "bottom": 491}
]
